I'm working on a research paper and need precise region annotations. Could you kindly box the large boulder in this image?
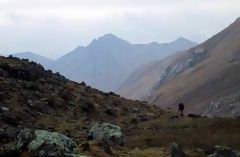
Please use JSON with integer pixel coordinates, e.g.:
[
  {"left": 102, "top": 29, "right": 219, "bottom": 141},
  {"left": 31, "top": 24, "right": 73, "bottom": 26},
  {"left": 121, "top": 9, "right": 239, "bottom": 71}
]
[
  {"left": 13, "top": 128, "right": 87, "bottom": 157},
  {"left": 88, "top": 123, "right": 125, "bottom": 146},
  {"left": 207, "top": 145, "right": 240, "bottom": 157}
]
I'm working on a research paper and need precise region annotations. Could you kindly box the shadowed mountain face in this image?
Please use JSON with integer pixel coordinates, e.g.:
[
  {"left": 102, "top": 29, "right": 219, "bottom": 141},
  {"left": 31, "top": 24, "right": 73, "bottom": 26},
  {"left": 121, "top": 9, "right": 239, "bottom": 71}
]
[
  {"left": 118, "top": 18, "right": 240, "bottom": 117},
  {"left": 12, "top": 52, "right": 53, "bottom": 69},
  {"left": 50, "top": 34, "right": 196, "bottom": 91}
]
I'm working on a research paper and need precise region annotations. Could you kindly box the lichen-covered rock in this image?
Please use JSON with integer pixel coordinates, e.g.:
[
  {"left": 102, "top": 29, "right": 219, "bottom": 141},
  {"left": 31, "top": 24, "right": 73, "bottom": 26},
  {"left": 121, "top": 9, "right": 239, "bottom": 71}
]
[
  {"left": 88, "top": 123, "right": 124, "bottom": 146},
  {"left": 13, "top": 128, "right": 87, "bottom": 157},
  {"left": 207, "top": 145, "right": 240, "bottom": 157},
  {"left": 171, "top": 142, "right": 185, "bottom": 157}
]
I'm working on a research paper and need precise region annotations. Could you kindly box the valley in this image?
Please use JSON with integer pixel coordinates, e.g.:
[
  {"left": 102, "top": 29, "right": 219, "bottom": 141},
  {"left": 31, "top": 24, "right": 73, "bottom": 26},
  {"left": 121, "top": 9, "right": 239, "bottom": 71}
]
[
  {"left": 118, "top": 18, "right": 240, "bottom": 118},
  {"left": 0, "top": 9, "right": 240, "bottom": 157},
  {"left": 1, "top": 54, "right": 240, "bottom": 157}
]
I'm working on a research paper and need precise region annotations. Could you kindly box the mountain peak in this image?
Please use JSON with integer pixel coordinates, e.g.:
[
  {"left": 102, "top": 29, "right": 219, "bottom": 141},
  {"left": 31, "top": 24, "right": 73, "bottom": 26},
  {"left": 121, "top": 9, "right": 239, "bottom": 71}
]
[
  {"left": 173, "top": 37, "right": 197, "bottom": 45},
  {"left": 97, "top": 33, "right": 123, "bottom": 42},
  {"left": 88, "top": 33, "right": 129, "bottom": 47},
  {"left": 175, "top": 37, "right": 189, "bottom": 42},
  {"left": 101, "top": 33, "right": 118, "bottom": 39}
]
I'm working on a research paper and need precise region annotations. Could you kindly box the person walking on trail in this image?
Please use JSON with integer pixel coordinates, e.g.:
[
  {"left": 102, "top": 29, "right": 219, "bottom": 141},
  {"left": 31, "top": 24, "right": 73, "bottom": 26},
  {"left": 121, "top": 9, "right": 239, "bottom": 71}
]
[{"left": 178, "top": 103, "right": 184, "bottom": 117}]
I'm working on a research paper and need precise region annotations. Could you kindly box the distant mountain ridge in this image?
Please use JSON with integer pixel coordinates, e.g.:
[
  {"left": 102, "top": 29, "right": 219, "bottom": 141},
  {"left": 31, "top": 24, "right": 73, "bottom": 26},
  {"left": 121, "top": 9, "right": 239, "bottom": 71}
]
[
  {"left": 117, "top": 18, "right": 240, "bottom": 117},
  {"left": 12, "top": 52, "right": 53, "bottom": 69},
  {"left": 50, "top": 34, "right": 197, "bottom": 91},
  {"left": 11, "top": 34, "right": 197, "bottom": 92}
]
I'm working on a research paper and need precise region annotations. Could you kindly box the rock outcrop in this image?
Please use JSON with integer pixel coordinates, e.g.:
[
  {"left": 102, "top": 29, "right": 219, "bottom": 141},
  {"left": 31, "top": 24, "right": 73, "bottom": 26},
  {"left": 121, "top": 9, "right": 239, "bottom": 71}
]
[
  {"left": 88, "top": 123, "right": 124, "bottom": 146},
  {"left": 13, "top": 128, "right": 87, "bottom": 157},
  {"left": 207, "top": 145, "right": 240, "bottom": 157}
]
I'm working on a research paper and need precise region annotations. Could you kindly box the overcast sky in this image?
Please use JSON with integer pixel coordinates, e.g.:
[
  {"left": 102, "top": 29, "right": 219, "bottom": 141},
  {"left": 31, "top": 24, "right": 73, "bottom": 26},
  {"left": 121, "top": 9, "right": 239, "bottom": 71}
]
[{"left": 0, "top": 0, "right": 240, "bottom": 59}]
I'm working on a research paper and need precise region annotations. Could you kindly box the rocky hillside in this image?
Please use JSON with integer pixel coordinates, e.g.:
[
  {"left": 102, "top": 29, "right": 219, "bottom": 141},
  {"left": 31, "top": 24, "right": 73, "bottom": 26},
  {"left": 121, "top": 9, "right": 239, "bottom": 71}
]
[
  {"left": 118, "top": 17, "right": 240, "bottom": 118},
  {"left": 50, "top": 34, "right": 196, "bottom": 92},
  {"left": 0, "top": 55, "right": 161, "bottom": 132},
  {"left": 0, "top": 55, "right": 161, "bottom": 156},
  {"left": 1, "top": 56, "right": 240, "bottom": 157}
]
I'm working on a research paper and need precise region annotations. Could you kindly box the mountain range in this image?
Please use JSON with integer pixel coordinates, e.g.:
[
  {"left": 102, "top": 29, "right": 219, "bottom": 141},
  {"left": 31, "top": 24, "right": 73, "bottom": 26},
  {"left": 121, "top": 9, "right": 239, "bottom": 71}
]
[
  {"left": 118, "top": 17, "right": 240, "bottom": 117},
  {"left": 12, "top": 34, "right": 196, "bottom": 91},
  {"left": 1, "top": 17, "right": 240, "bottom": 157},
  {"left": 1, "top": 51, "right": 240, "bottom": 157}
]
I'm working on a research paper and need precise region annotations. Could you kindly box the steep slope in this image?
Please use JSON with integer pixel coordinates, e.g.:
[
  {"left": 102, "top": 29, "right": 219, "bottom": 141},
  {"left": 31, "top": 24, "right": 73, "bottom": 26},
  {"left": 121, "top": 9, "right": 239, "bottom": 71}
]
[
  {"left": 116, "top": 53, "right": 180, "bottom": 100},
  {"left": 0, "top": 55, "right": 163, "bottom": 156},
  {"left": 12, "top": 52, "right": 53, "bottom": 69},
  {"left": 119, "top": 18, "right": 240, "bottom": 117},
  {"left": 51, "top": 34, "right": 196, "bottom": 92}
]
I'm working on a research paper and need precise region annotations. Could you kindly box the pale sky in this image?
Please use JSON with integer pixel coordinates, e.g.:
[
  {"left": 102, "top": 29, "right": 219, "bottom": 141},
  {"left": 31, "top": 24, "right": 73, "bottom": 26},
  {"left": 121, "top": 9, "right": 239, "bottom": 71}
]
[{"left": 0, "top": 0, "right": 240, "bottom": 59}]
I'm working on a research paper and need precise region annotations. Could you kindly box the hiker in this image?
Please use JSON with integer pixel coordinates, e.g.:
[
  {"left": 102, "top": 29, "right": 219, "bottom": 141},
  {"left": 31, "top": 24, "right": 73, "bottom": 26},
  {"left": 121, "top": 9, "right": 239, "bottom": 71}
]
[{"left": 178, "top": 103, "right": 184, "bottom": 117}]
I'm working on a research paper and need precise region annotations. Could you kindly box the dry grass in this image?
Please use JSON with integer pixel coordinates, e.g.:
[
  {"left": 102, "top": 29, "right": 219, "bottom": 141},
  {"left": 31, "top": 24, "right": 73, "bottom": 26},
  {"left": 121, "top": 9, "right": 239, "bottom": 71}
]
[{"left": 124, "top": 117, "right": 240, "bottom": 151}]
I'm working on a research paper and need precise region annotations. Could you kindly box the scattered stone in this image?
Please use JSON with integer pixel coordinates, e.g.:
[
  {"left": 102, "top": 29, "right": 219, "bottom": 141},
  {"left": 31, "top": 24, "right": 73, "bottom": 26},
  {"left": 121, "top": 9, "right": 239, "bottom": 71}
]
[
  {"left": 12, "top": 128, "right": 87, "bottom": 157},
  {"left": 81, "top": 143, "right": 90, "bottom": 152},
  {"left": 171, "top": 142, "right": 186, "bottom": 157},
  {"left": 138, "top": 114, "right": 150, "bottom": 122},
  {"left": 80, "top": 81, "right": 86, "bottom": 86},
  {"left": 207, "top": 145, "right": 240, "bottom": 157},
  {"left": 88, "top": 123, "right": 125, "bottom": 146},
  {"left": 105, "top": 107, "right": 119, "bottom": 117},
  {"left": 192, "top": 148, "right": 205, "bottom": 156},
  {"left": 101, "top": 141, "right": 113, "bottom": 154},
  {"left": 171, "top": 115, "right": 179, "bottom": 119},
  {"left": 130, "top": 117, "right": 138, "bottom": 124},
  {"left": 132, "top": 107, "right": 141, "bottom": 113},
  {"left": 27, "top": 100, "right": 51, "bottom": 113},
  {"left": 187, "top": 114, "right": 201, "bottom": 118},
  {"left": 2, "top": 115, "right": 18, "bottom": 126},
  {"left": 79, "top": 102, "right": 96, "bottom": 113},
  {"left": 108, "top": 91, "right": 120, "bottom": 97},
  {"left": 0, "top": 106, "right": 9, "bottom": 112}
]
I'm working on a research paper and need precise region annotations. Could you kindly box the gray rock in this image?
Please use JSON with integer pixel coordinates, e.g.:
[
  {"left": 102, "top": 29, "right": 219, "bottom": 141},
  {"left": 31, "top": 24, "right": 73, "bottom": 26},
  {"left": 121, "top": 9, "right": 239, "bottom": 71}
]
[
  {"left": 171, "top": 142, "right": 185, "bottom": 157},
  {"left": 208, "top": 145, "right": 240, "bottom": 157},
  {"left": 13, "top": 128, "right": 87, "bottom": 157},
  {"left": 0, "top": 104, "right": 9, "bottom": 113},
  {"left": 88, "top": 123, "right": 125, "bottom": 146},
  {"left": 132, "top": 107, "right": 141, "bottom": 113},
  {"left": 0, "top": 106, "right": 9, "bottom": 111}
]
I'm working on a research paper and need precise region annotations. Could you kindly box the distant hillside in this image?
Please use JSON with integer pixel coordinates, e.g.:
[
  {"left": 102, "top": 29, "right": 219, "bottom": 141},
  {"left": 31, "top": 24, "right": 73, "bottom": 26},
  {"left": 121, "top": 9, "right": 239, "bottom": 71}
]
[
  {"left": 118, "top": 17, "right": 240, "bottom": 117},
  {"left": 51, "top": 34, "right": 197, "bottom": 91},
  {"left": 116, "top": 53, "right": 180, "bottom": 100},
  {"left": 12, "top": 52, "right": 53, "bottom": 69}
]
